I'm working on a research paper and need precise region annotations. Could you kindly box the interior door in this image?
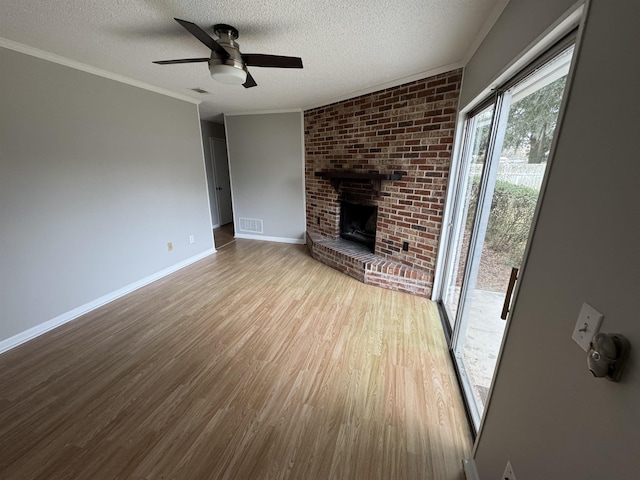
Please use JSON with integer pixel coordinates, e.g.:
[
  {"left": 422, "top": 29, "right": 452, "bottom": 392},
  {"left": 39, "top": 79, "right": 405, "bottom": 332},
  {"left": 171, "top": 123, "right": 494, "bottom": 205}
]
[
  {"left": 211, "top": 138, "right": 233, "bottom": 226},
  {"left": 440, "top": 43, "right": 575, "bottom": 428}
]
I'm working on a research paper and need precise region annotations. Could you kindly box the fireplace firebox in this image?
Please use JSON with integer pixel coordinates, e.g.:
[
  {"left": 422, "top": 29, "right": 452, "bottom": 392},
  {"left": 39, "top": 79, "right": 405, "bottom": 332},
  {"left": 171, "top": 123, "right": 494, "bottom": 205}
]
[{"left": 340, "top": 202, "right": 377, "bottom": 251}]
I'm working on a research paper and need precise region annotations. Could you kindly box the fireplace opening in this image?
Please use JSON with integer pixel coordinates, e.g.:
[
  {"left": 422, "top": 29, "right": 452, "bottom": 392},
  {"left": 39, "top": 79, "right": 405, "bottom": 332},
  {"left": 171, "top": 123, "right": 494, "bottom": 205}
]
[{"left": 340, "top": 202, "right": 377, "bottom": 251}]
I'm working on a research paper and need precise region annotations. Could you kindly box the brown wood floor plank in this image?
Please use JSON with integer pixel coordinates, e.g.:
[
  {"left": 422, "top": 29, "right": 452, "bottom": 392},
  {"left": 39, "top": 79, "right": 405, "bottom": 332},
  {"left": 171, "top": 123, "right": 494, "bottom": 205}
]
[
  {"left": 0, "top": 240, "right": 471, "bottom": 479},
  {"left": 214, "top": 223, "right": 235, "bottom": 249}
]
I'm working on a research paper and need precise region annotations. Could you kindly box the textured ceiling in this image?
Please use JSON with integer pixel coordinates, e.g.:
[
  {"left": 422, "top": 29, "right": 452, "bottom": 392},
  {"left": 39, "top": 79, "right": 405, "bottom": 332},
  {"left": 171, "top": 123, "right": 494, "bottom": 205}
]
[{"left": 0, "top": 0, "right": 507, "bottom": 122}]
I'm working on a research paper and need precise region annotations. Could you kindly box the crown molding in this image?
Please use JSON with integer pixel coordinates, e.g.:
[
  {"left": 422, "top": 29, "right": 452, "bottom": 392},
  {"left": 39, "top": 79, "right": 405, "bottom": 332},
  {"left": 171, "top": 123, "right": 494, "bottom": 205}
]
[
  {"left": 302, "top": 61, "right": 463, "bottom": 111},
  {"left": 0, "top": 37, "right": 201, "bottom": 105}
]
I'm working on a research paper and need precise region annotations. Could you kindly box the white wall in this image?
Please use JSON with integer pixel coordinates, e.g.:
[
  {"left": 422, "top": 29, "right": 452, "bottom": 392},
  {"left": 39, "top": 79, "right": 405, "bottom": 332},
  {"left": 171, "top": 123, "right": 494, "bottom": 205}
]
[
  {"left": 460, "top": 0, "right": 576, "bottom": 109},
  {"left": 0, "top": 47, "right": 214, "bottom": 347},
  {"left": 464, "top": 1, "right": 640, "bottom": 478},
  {"left": 225, "top": 112, "right": 305, "bottom": 243}
]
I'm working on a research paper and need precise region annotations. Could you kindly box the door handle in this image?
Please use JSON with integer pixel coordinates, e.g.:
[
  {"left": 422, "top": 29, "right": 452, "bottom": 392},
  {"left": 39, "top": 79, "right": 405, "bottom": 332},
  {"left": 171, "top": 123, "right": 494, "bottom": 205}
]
[{"left": 501, "top": 267, "right": 519, "bottom": 320}]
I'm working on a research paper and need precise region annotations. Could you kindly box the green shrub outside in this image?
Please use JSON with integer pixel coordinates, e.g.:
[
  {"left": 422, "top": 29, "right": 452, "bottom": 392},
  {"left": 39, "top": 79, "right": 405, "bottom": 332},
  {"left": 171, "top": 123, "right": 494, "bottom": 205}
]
[
  {"left": 467, "top": 179, "right": 539, "bottom": 266},
  {"left": 487, "top": 180, "right": 539, "bottom": 265}
]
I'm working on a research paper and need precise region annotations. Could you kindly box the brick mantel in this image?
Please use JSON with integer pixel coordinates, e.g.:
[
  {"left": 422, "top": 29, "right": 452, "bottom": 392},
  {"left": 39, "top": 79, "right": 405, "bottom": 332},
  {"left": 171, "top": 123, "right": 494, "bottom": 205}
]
[{"left": 304, "top": 69, "right": 462, "bottom": 297}]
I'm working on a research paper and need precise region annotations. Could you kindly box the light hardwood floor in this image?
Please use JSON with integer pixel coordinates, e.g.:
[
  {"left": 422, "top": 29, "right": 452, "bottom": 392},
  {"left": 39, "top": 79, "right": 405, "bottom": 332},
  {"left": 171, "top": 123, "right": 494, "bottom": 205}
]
[
  {"left": 213, "top": 223, "right": 235, "bottom": 249},
  {"left": 0, "top": 240, "right": 472, "bottom": 479}
]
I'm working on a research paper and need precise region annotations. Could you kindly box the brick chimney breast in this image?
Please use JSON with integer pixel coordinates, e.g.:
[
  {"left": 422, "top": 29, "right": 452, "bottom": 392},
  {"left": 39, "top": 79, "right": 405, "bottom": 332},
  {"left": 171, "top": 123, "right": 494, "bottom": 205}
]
[{"left": 304, "top": 69, "right": 462, "bottom": 297}]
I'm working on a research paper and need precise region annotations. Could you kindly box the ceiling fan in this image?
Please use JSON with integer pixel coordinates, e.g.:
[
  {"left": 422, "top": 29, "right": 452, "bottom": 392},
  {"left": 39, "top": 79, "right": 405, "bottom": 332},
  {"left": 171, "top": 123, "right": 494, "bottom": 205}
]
[{"left": 153, "top": 18, "right": 303, "bottom": 88}]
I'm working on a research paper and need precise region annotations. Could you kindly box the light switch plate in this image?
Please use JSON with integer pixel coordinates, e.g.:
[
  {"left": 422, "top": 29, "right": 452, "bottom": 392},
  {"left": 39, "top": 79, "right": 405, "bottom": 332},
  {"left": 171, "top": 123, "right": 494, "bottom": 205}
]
[{"left": 572, "top": 302, "right": 604, "bottom": 351}]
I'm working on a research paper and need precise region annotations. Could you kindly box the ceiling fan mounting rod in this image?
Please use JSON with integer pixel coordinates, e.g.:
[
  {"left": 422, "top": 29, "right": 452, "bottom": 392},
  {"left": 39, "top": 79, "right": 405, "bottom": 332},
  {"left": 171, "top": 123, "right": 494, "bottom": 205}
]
[{"left": 213, "top": 24, "right": 239, "bottom": 40}]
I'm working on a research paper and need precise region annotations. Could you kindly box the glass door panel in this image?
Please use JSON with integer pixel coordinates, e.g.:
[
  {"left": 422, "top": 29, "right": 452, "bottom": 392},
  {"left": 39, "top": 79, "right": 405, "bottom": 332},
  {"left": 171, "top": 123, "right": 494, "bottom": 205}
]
[
  {"left": 448, "top": 45, "right": 575, "bottom": 427},
  {"left": 441, "top": 105, "right": 494, "bottom": 329}
]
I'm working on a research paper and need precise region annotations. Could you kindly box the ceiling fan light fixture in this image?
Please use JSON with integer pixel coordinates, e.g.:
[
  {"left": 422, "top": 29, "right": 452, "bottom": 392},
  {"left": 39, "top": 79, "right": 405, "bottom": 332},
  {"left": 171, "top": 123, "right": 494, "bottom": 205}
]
[{"left": 210, "top": 63, "right": 247, "bottom": 85}]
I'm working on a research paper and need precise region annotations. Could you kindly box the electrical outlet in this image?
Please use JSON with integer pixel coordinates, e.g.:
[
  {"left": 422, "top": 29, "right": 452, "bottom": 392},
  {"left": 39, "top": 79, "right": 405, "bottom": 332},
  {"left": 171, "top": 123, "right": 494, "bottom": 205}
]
[
  {"left": 503, "top": 461, "right": 516, "bottom": 480},
  {"left": 189, "top": 235, "right": 195, "bottom": 244},
  {"left": 402, "top": 241, "right": 409, "bottom": 251},
  {"left": 167, "top": 242, "right": 173, "bottom": 251},
  {"left": 572, "top": 302, "right": 603, "bottom": 351}
]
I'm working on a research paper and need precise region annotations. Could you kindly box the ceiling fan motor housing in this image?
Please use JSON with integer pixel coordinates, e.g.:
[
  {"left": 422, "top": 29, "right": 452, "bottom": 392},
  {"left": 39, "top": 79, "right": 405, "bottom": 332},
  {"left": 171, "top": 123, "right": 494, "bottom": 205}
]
[{"left": 208, "top": 24, "right": 247, "bottom": 84}]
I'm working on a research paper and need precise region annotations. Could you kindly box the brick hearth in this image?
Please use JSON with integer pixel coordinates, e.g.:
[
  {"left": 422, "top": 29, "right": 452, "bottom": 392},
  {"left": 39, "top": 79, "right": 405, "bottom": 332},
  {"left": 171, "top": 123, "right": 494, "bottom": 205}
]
[
  {"left": 304, "top": 69, "right": 462, "bottom": 297},
  {"left": 307, "top": 232, "right": 431, "bottom": 296}
]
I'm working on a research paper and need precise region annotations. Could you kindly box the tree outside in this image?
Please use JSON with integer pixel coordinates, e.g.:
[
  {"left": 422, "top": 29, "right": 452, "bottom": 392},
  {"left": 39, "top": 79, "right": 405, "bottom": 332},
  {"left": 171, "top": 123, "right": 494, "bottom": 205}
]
[
  {"left": 471, "top": 75, "right": 568, "bottom": 165},
  {"left": 467, "top": 75, "right": 569, "bottom": 279},
  {"left": 503, "top": 76, "right": 567, "bottom": 164}
]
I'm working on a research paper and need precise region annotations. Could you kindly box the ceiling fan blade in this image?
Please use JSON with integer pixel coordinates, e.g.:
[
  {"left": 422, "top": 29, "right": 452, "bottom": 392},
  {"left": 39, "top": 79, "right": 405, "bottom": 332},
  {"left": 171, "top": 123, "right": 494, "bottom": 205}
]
[
  {"left": 174, "top": 18, "right": 229, "bottom": 59},
  {"left": 242, "top": 54, "right": 303, "bottom": 69},
  {"left": 153, "top": 58, "right": 209, "bottom": 65},
  {"left": 243, "top": 71, "right": 257, "bottom": 88}
]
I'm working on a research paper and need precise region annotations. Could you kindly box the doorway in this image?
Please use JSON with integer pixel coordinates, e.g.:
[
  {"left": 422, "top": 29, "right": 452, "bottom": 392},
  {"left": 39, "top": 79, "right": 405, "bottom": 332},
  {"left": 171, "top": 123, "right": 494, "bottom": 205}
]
[
  {"left": 209, "top": 137, "right": 235, "bottom": 248},
  {"left": 437, "top": 41, "right": 575, "bottom": 428}
]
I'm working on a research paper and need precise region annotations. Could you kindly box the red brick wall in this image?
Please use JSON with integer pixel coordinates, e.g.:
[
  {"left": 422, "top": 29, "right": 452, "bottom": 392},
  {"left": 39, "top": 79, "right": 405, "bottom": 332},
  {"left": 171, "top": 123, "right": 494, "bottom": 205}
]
[{"left": 304, "top": 69, "right": 462, "bottom": 288}]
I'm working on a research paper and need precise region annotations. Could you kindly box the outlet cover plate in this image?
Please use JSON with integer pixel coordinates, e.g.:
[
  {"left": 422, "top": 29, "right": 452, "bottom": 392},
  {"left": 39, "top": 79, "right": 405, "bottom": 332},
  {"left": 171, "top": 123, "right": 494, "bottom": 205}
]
[
  {"left": 503, "top": 461, "right": 516, "bottom": 480},
  {"left": 572, "top": 302, "right": 603, "bottom": 352}
]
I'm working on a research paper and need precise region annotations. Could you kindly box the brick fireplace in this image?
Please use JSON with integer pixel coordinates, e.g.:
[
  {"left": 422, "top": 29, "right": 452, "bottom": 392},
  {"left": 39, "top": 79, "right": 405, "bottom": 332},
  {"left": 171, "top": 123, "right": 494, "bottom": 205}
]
[{"left": 304, "top": 69, "right": 462, "bottom": 297}]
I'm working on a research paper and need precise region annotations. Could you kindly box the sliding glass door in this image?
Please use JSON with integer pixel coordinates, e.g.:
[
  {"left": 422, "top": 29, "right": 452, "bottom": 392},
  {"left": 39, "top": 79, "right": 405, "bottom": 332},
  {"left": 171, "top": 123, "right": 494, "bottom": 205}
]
[
  {"left": 438, "top": 42, "right": 575, "bottom": 428},
  {"left": 440, "top": 104, "right": 494, "bottom": 330}
]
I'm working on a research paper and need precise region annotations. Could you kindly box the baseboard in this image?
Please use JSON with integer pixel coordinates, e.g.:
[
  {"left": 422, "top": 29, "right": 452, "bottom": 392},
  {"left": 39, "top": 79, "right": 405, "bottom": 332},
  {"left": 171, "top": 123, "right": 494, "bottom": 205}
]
[
  {"left": 234, "top": 233, "right": 306, "bottom": 245},
  {"left": 0, "top": 248, "right": 216, "bottom": 355},
  {"left": 463, "top": 459, "right": 480, "bottom": 480}
]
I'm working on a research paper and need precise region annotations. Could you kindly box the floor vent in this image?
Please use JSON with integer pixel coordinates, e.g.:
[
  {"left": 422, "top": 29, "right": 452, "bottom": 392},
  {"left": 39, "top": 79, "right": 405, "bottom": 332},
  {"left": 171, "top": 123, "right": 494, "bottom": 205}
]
[{"left": 238, "top": 218, "right": 263, "bottom": 234}]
